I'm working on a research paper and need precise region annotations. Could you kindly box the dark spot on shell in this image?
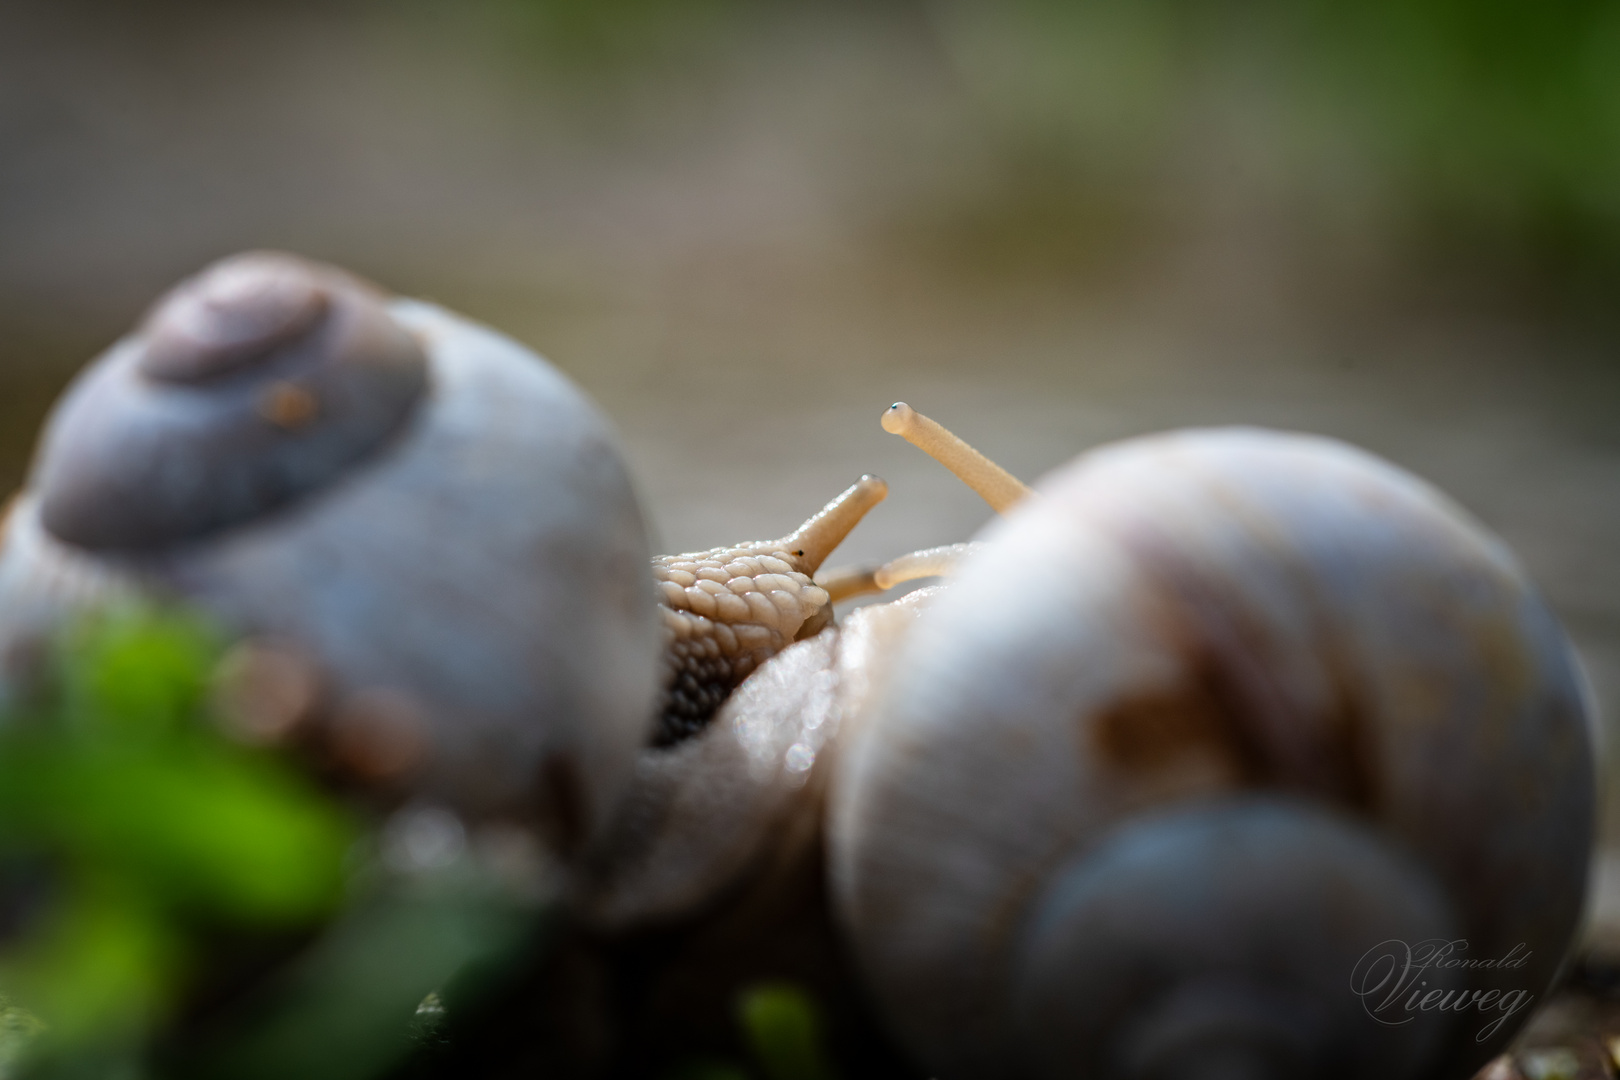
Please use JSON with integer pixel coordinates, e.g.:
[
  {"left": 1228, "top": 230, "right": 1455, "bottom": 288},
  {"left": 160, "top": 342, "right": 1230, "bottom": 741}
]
[
  {"left": 32, "top": 251, "right": 429, "bottom": 551},
  {"left": 258, "top": 381, "right": 321, "bottom": 430},
  {"left": 329, "top": 687, "right": 429, "bottom": 780},
  {"left": 213, "top": 637, "right": 326, "bottom": 746},
  {"left": 1107, "top": 529, "right": 1384, "bottom": 812},
  {"left": 1090, "top": 643, "right": 1379, "bottom": 814},
  {"left": 1090, "top": 661, "right": 1265, "bottom": 789}
]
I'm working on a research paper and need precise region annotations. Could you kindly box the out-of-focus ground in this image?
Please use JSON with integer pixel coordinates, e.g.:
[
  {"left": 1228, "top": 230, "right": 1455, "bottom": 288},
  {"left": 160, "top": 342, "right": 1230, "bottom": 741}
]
[{"left": 2, "top": 0, "right": 1618, "bottom": 973}]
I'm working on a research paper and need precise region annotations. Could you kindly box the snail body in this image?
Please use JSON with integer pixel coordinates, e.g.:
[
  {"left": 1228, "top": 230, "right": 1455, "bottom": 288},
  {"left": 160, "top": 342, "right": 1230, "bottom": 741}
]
[{"left": 829, "top": 426, "right": 1595, "bottom": 1080}]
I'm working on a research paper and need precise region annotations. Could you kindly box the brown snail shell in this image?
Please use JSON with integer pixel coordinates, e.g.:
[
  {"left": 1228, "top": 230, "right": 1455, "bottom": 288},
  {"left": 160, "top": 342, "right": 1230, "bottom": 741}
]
[
  {"left": 0, "top": 252, "right": 661, "bottom": 850},
  {"left": 828, "top": 427, "right": 1596, "bottom": 1080}
]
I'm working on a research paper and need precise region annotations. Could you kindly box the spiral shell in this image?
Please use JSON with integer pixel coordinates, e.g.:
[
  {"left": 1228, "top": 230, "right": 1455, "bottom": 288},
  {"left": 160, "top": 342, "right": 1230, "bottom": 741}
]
[
  {"left": 0, "top": 252, "right": 661, "bottom": 849},
  {"left": 830, "top": 427, "right": 1595, "bottom": 1080}
]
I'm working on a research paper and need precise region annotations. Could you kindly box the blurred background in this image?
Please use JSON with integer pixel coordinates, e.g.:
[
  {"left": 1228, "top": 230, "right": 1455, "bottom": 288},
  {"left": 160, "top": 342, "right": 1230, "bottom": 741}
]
[{"left": 0, "top": 0, "right": 1616, "bottom": 833}]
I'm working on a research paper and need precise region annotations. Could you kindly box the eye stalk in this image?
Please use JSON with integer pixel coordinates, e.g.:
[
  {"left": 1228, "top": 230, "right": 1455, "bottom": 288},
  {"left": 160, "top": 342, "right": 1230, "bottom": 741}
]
[{"left": 882, "top": 401, "right": 1031, "bottom": 513}]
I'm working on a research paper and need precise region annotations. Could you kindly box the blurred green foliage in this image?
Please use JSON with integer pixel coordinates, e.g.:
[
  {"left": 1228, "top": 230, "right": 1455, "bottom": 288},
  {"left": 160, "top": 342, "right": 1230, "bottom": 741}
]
[
  {"left": 0, "top": 609, "right": 354, "bottom": 1067},
  {"left": 930, "top": 0, "right": 1620, "bottom": 283},
  {"left": 496, "top": 0, "right": 1620, "bottom": 290},
  {"left": 0, "top": 607, "right": 551, "bottom": 1080},
  {"left": 488, "top": 0, "right": 745, "bottom": 73},
  {"left": 666, "top": 1060, "right": 751, "bottom": 1080},
  {"left": 736, "top": 982, "right": 835, "bottom": 1080},
  {"left": 190, "top": 864, "right": 546, "bottom": 1080},
  {"left": 664, "top": 981, "right": 837, "bottom": 1080}
]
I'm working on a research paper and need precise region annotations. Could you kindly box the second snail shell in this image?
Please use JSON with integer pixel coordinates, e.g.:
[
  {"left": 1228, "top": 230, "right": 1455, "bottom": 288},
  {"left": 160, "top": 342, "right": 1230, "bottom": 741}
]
[{"left": 829, "top": 427, "right": 1595, "bottom": 1080}]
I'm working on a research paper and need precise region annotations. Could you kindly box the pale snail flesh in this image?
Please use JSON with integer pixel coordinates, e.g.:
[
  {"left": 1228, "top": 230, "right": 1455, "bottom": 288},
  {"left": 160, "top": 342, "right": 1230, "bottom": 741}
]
[
  {"left": 0, "top": 251, "right": 661, "bottom": 853},
  {"left": 829, "top": 425, "right": 1596, "bottom": 1080}
]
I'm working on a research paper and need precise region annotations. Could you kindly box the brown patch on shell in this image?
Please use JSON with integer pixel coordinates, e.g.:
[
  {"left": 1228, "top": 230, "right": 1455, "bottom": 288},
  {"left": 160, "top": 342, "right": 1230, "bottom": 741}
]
[
  {"left": 257, "top": 381, "right": 321, "bottom": 430},
  {"left": 1089, "top": 635, "right": 1381, "bottom": 817},
  {"left": 327, "top": 687, "right": 430, "bottom": 780},
  {"left": 212, "top": 637, "right": 325, "bottom": 746},
  {"left": 1095, "top": 525, "right": 1385, "bottom": 817},
  {"left": 1088, "top": 662, "right": 1262, "bottom": 800}
]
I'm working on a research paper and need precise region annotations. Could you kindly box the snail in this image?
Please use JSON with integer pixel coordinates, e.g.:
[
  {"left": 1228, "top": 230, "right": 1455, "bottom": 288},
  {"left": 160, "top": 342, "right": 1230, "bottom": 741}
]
[
  {"left": 823, "top": 418, "right": 1597, "bottom": 1080},
  {"left": 0, "top": 250, "right": 661, "bottom": 852}
]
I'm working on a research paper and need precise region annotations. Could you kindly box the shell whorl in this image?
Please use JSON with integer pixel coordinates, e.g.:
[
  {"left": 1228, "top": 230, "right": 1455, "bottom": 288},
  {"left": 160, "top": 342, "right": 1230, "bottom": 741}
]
[
  {"left": 1014, "top": 799, "right": 1457, "bottom": 1080},
  {"left": 33, "top": 251, "right": 429, "bottom": 551}
]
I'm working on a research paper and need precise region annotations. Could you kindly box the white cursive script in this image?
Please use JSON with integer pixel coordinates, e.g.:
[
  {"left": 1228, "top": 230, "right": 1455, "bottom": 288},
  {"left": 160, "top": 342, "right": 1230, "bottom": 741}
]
[{"left": 1350, "top": 939, "right": 1534, "bottom": 1043}]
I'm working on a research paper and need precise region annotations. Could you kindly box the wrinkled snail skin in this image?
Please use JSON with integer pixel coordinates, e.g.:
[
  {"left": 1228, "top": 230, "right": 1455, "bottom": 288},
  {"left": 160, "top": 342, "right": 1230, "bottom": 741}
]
[
  {"left": 829, "top": 428, "right": 1595, "bottom": 1080},
  {"left": 0, "top": 253, "right": 661, "bottom": 848},
  {"left": 652, "top": 475, "right": 887, "bottom": 746}
]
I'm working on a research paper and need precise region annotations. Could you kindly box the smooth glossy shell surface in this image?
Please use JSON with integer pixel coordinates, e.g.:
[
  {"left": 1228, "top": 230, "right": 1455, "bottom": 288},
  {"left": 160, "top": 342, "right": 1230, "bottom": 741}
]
[{"left": 829, "top": 427, "right": 1594, "bottom": 1080}]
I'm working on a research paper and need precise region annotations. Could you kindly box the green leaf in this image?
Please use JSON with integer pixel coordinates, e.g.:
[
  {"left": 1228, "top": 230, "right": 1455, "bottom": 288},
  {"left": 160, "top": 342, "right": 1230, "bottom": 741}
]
[
  {"left": 736, "top": 982, "right": 835, "bottom": 1080},
  {"left": 54, "top": 609, "right": 220, "bottom": 743}
]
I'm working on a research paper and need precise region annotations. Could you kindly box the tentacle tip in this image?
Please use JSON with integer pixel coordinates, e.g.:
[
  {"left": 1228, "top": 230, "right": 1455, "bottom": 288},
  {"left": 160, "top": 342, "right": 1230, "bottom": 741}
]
[
  {"left": 881, "top": 402, "right": 913, "bottom": 435},
  {"left": 857, "top": 474, "right": 889, "bottom": 499}
]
